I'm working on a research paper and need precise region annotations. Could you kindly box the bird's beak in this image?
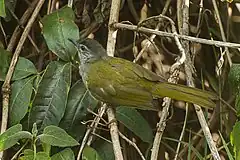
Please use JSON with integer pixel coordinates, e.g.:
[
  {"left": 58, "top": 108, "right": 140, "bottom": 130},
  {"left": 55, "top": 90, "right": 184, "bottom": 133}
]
[{"left": 68, "top": 38, "right": 78, "bottom": 48}]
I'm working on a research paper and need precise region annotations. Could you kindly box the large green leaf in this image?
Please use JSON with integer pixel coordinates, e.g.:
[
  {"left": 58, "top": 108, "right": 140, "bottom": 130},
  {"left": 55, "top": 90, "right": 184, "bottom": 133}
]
[
  {"left": 231, "top": 121, "right": 240, "bottom": 160},
  {"left": 230, "top": 122, "right": 240, "bottom": 159},
  {"left": 38, "top": 125, "right": 79, "bottom": 147},
  {"left": 0, "top": 48, "right": 37, "bottom": 81},
  {"left": 51, "top": 148, "right": 75, "bottom": 160},
  {"left": 116, "top": 107, "right": 153, "bottom": 143},
  {"left": 229, "top": 64, "right": 240, "bottom": 116},
  {"left": 9, "top": 76, "right": 35, "bottom": 126},
  {"left": 229, "top": 64, "right": 240, "bottom": 92},
  {"left": 0, "top": 0, "right": 6, "bottom": 17},
  {"left": 19, "top": 149, "right": 50, "bottom": 160},
  {"left": 82, "top": 146, "right": 103, "bottom": 160},
  {"left": 0, "top": 124, "right": 22, "bottom": 151},
  {"left": 29, "top": 61, "right": 71, "bottom": 130},
  {"left": 42, "top": 6, "right": 79, "bottom": 61},
  {"left": 0, "top": 124, "right": 32, "bottom": 151},
  {"left": 59, "top": 80, "right": 98, "bottom": 140}
]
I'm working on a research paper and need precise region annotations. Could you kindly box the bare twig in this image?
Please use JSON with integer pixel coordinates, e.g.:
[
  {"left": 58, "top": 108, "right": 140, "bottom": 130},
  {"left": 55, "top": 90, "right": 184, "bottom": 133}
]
[
  {"left": 114, "top": 23, "right": 240, "bottom": 49},
  {"left": 7, "top": 0, "right": 39, "bottom": 52},
  {"left": 7, "top": 7, "right": 40, "bottom": 54},
  {"left": 212, "top": 0, "right": 232, "bottom": 69},
  {"left": 174, "top": 104, "right": 189, "bottom": 160},
  {"left": 193, "top": 105, "right": 221, "bottom": 160},
  {"left": 181, "top": 0, "right": 221, "bottom": 159},
  {"left": 106, "top": 0, "right": 121, "bottom": 57},
  {"left": 151, "top": 69, "right": 180, "bottom": 160},
  {"left": 107, "top": 108, "right": 124, "bottom": 160},
  {"left": 0, "top": 21, "right": 7, "bottom": 45},
  {"left": 91, "top": 132, "right": 112, "bottom": 144},
  {"left": 106, "top": 0, "right": 124, "bottom": 159},
  {"left": 134, "top": 0, "right": 171, "bottom": 63},
  {"left": 151, "top": 15, "right": 184, "bottom": 160},
  {"left": 118, "top": 131, "right": 146, "bottom": 160},
  {"left": 77, "top": 105, "right": 107, "bottom": 160},
  {"left": 10, "top": 140, "right": 29, "bottom": 160},
  {"left": 174, "top": 1, "right": 189, "bottom": 159}
]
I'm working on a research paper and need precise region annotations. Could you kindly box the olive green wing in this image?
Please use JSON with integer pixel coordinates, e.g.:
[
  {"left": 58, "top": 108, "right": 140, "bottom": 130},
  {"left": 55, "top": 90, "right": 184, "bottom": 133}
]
[
  {"left": 88, "top": 83, "right": 158, "bottom": 110},
  {"left": 107, "top": 57, "right": 166, "bottom": 82}
]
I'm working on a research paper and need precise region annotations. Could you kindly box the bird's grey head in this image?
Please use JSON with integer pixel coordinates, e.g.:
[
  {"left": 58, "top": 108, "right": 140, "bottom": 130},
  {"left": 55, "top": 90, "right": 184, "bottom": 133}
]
[{"left": 69, "top": 38, "right": 107, "bottom": 64}]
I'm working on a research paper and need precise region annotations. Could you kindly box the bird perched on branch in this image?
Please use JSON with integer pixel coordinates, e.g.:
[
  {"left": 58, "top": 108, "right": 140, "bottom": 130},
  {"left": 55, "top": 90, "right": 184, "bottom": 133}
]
[{"left": 69, "top": 38, "right": 217, "bottom": 110}]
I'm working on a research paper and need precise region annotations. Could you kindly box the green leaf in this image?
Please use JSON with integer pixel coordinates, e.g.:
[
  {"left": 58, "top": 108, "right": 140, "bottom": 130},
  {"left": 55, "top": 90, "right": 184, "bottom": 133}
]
[
  {"left": 29, "top": 61, "right": 71, "bottom": 130},
  {"left": 42, "top": 6, "right": 79, "bottom": 61},
  {"left": 229, "top": 64, "right": 240, "bottom": 92},
  {"left": 38, "top": 125, "right": 79, "bottom": 147},
  {"left": 51, "top": 148, "right": 75, "bottom": 160},
  {"left": 0, "top": 48, "right": 37, "bottom": 81},
  {"left": 219, "top": 131, "right": 234, "bottom": 160},
  {"left": 116, "top": 107, "right": 153, "bottom": 143},
  {"left": 19, "top": 149, "right": 50, "bottom": 160},
  {"left": 231, "top": 121, "right": 240, "bottom": 159},
  {"left": 95, "top": 140, "right": 114, "bottom": 160},
  {"left": 0, "top": 124, "right": 22, "bottom": 151},
  {"left": 82, "top": 146, "right": 103, "bottom": 160},
  {"left": 0, "top": 124, "right": 32, "bottom": 151},
  {"left": 13, "top": 57, "right": 38, "bottom": 81},
  {"left": 0, "top": 0, "right": 6, "bottom": 17},
  {"left": 60, "top": 80, "right": 98, "bottom": 140},
  {"left": 229, "top": 64, "right": 240, "bottom": 116},
  {"left": 9, "top": 76, "right": 35, "bottom": 126}
]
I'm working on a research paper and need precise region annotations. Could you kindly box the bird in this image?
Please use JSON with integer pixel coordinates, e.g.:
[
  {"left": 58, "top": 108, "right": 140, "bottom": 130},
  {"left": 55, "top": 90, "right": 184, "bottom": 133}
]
[{"left": 69, "top": 38, "right": 217, "bottom": 110}]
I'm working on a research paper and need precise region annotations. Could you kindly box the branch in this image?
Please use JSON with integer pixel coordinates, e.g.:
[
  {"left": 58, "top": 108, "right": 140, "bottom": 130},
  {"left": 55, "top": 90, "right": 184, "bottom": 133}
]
[
  {"left": 114, "top": 22, "right": 240, "bottom": 49},
  {"left": 106, "top": 0, "right": 124, "bottom": 160}
]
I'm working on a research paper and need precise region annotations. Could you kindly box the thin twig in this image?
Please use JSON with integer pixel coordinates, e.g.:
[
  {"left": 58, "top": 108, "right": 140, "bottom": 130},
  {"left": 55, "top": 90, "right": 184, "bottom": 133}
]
[
  {"left": 7, "top": 8, "right": 40, "bottom": 54},
  {"left": 0, "top": 21, "right": 7, "bottom": 45},
  {"left": 107, "top": 108, "right": 124, "bottom": 160},
  {"left": 106, "top": 0, "right": 124, "bottom": 159},
  {"left": 7, "top": 0, "right": 39, "bottom": 52},
  {"left": 11, "top": 140, "right": 30, "bottom": 160},
  {"left": 87, "top": 107, "right": 108, "bottom": 145},
  {"left": 134, "top": 0, "right": 171, "bottom": 63},
  {"left": 151, "top": 15, "right": 183, "bottom": 160},
  {"left": 212, "top": 0, "right": 232, "bottom": 68},
  {"left": 106, "top": 0, "right": 121, "bottom": 57},
  {"left": 77, "top": 105, "right": 107, "bottom": 160},
  {"left": 182, "top": 0, "right": 221, "bottom": 159},
  {"left": 174, "top": 103, "right": 189, "bottom": 160},
  {"left": 118, "top": 131, "right": 146, "bottom": 160},
  {"left": 174, "top": 1, "right": 189, "bottom": 159},
  {"left": 114, "top": 23, "right": 240, "bottom": 49},
  {"left": 193, "top": 104, "right": 221, "bottom": 160},
  {"left": 180, "top": 0, "right": 221, "bottom": 159},
  {"left": 91, "top": 132, "right": 112, "bottom": 144}
]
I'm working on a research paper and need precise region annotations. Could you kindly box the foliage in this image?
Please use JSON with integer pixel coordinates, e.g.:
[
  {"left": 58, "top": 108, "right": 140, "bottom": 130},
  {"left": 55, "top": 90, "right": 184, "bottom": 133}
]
[
  {"left": 0, "top": 0, "right": 239, "bottom": 159},
  {"left": 0, "top": 124, "right": 77, "bottom": 160}
]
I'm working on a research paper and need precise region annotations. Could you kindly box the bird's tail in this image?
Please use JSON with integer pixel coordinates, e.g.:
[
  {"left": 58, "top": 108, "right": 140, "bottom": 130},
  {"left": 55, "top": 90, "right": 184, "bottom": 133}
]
[{"left": 154, "top": 83, "right": 217, "bottom": 108}]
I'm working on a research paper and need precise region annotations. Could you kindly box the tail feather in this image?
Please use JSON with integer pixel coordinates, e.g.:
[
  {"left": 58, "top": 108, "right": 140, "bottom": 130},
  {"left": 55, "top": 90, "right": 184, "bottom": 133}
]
[{"left": 154, "top": 83, "right": 217, "bottom": 108}]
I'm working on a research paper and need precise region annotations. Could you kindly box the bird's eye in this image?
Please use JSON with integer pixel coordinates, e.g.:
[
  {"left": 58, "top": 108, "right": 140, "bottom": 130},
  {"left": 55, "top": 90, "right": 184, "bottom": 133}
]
[{"left": 80, "top": 45, "right": 87, "bottom": 51}]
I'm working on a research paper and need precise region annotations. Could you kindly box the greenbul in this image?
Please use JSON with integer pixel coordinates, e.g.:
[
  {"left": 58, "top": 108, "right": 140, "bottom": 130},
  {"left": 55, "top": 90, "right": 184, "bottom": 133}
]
[{"left": 69, "top": 38, "right": 216, "bottom": 110}]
